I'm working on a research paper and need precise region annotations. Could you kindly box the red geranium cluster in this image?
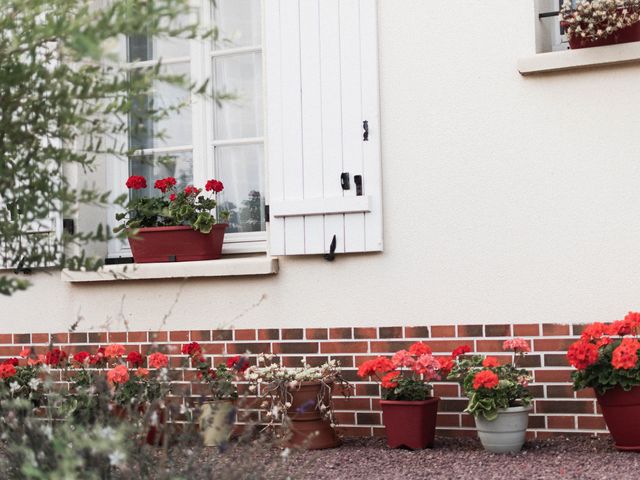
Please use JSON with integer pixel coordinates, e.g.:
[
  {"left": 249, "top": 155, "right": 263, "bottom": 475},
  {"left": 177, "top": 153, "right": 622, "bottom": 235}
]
[
  {"left": 154, "top": 176, "right": 177, "bottom": 193},
  {"left": 205, "top": 179, "right": 224, "bottom": 193},
  {"left": 473, "top": 369, "right": 499, "bottom": 390},
  {"left": 125, "top": 175, "right": 147, "bottom": 190}
]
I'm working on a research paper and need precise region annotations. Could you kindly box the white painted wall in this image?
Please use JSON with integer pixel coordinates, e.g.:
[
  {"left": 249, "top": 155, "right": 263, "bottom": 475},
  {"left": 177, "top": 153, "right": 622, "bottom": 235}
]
[{"left": 3, "top": 0, "right": 640, "bottom": 333}]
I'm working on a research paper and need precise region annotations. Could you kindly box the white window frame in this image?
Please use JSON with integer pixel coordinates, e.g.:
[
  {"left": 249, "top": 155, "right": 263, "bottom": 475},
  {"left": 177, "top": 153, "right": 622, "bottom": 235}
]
[{"left": 107, "top": 0, "right": 267, "bottom": 259}]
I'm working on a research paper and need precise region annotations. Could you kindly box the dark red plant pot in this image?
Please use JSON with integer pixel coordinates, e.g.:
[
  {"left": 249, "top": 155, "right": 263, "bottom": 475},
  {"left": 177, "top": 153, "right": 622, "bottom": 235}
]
[
  {"left": 380, "top": 397, "right": 439, "bottom": 450},
  {"left": 596, "top": 387, "right": 640, "bottom": 451},
  {"left": 566, "top": 18, "right": 640, "bottom": 49},
  {"left": 128, "top": 224, "right": 227, "bottom": 263}
]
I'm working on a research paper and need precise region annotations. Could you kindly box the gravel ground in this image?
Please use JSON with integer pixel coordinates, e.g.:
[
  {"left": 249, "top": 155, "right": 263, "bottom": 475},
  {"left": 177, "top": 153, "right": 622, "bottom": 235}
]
[{"left": 208, "top": 435, "right": 640, "bottom": 480}]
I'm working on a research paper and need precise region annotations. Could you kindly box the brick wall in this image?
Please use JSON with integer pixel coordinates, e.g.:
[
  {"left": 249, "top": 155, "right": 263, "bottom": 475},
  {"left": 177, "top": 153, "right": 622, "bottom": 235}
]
[{"left": 0, "top": 323, "right": 607, "bottom": 439}]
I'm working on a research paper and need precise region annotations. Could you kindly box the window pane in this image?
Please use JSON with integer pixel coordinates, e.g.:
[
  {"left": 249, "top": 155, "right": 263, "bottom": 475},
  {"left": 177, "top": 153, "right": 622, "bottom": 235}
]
[
  {"left": 129, "top": 151, "right": 193, "bottom": 199},
  {"left": 214, "top": 144, "right": 265, "bottom": 233},
  {"left": 129, "top": 62, "right": 192, "bottom": 150},
  {"left": 213, "top": 53, "right": 263, "bottom": 140},
  {"left": 213, "top": 0, "right": 261, "bottom": 49}
]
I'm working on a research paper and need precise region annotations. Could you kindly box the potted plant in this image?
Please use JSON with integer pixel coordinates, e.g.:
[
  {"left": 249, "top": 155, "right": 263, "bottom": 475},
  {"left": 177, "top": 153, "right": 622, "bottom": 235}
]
[
  {"left": 560, "top": 0, "right": 640, "bottom": 49},
  {"left": 567, "top": 311, "right": 640, "bottom": 451},
  {"left": 244, "top": 355, "right": 349, "bottom": 450},
  {"left": 448, "top": 338, "right": 533, "bottom": 453},
  {"left": 114, "top": 175, "right": 229, "bottom": 263},
  {"left": 357, "top": 342, "right": 467, "bottom": 450},
  {"left": 182, "top": 342, "right": 248, "bottom": 447}
]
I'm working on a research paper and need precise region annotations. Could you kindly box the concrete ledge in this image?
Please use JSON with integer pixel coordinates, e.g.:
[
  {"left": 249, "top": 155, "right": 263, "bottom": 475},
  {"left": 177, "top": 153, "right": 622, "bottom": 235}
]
[
  {"left": 61, "top": 256, "right": 279, "bottom": 282},
  {"left": 518, "top": 41, "right": 640, "bottom": 75}
]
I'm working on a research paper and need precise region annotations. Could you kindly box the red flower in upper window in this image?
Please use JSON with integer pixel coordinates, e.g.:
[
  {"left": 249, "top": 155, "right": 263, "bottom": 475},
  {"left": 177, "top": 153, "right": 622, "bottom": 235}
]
[
  {"left": 154, "top": 176, "right": 177, "bottom": 193},
  {"left": 184, "top": 185, "right": 201, "bottom": 196},
  {"left": 126, "top": 175, "right": 147, "bottom": 190},
  {"left": 472, "top": 370, "right": 499, "bottom": 390},
  {"left": 205, "top": 179, "right": 224, "bottom": 193}
]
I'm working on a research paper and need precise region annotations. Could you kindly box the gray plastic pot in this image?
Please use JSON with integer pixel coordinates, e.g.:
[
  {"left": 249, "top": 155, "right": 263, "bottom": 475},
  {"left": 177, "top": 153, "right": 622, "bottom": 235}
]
[{"left": 474, "top": 405, "right": 532, "bottom": 453}]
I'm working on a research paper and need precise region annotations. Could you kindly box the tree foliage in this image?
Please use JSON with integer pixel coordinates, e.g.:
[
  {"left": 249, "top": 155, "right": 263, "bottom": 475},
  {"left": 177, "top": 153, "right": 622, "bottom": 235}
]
[{"left": 0, "top": 0, "right": 210, "bottom": 295}]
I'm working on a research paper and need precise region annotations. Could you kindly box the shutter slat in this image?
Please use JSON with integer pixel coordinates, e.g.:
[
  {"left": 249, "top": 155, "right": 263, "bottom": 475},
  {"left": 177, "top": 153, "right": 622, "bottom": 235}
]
[{"left": 271, "top": 196, "right": 371, "bottom": 217}]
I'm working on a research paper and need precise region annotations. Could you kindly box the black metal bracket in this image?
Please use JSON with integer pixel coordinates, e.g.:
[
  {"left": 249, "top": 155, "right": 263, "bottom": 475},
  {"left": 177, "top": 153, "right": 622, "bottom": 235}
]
[
  {"left": 362, "top": 120, "right": 369, "bottom": 141},
  {"left": 539, "top": 10, "right": 559, "bottom": 19},
  {"left": 341, "top": 172, "right": 350, "bottom": 190},
  {"left": 264, "top": 204, "right": 270, "bottom": 222},
  {"left": 354, "top": 175, "right": 363, "bottom": 196},
  {"left": 324, "top": 235, "right": 337, "bottom": 262}
]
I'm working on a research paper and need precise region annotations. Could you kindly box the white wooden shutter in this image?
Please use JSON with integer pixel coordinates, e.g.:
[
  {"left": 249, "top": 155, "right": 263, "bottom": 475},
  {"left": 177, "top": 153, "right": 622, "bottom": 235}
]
[{"left": 265, "top": 0, "right": 383, "bottom": 256}]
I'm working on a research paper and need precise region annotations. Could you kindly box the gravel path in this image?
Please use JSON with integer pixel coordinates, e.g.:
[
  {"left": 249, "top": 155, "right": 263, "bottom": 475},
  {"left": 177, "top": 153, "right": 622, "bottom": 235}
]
[{"left": 210, "top": 436, "right": 640, "bottom": 480}]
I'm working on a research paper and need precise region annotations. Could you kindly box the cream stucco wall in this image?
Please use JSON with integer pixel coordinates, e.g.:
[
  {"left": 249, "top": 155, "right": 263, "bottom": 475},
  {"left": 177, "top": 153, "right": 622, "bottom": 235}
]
[{"left": 2, "top": 0, "right": 640, "bottom": 333}]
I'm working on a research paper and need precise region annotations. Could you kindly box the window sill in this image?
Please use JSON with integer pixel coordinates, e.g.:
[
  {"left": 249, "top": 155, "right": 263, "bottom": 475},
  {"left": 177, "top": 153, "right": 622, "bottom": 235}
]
[
  {"left": 61, "top": 256, "right": 279, "bottom": 283},
  {"left": 518, "top": 41, "right": 640, "bottom": 75}
]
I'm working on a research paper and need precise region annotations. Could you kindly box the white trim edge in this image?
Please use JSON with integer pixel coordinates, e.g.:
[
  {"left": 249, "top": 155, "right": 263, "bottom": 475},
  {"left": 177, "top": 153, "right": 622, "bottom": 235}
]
[
  {"left": 518, "top": 41, "right": 640, "bottom": 75},
  {"left": 61, "top": 256, "right": 278, "bottom": 283},
  {"left": 271, "top": 196, "right": 372, "bottom": 218}
]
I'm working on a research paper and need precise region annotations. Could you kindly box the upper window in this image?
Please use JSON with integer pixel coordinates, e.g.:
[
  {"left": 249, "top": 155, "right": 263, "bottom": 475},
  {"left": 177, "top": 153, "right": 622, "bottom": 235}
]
[{"left": 109, "top": 0, "right": 265, "bottom": 258}]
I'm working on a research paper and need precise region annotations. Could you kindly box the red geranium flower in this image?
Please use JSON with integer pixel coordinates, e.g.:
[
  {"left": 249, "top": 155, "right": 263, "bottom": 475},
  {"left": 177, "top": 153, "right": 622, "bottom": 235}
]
[
  {"left": 45, "top": 348, "right": 68, "bottom": 367},
  {"left": 612, "top": 337, "right": 640, "bottom": 370},
  {"left": 438, "top": 356, "right": 455, "bottom": 376},
  {"left": 357, "top": 357, "right": 396, "bottom": 378},
  {"left": 3, "top": 358, "right": 19, "bottom": 367},
  {"left": 89, "top": 347, "right": 106, "bottom": 365},
  {"left": 169, "top": 193, "right": 176, "bottom": 201},
  {"left": 408, "top": 342, "right": 432, "bottom": 356},
  {"left": 567, "top": 340, "right": 599, "bottom": 370},
  {"left": 226, "top": 355, "right": 249, "bottom": 373},
  {"left": 184, "top": 185, "right": 201, "bottom": 196},
  {"left": 473, "top": 370, "right": 499, "bottom": 390},
  {"left": 181, "top": 342, "right": 202, "bottom": 357},
  {"left": 452, "top": 345, "right": 472, "bottom": 358},
  {"left": 581, "top": 322, "right": 608, "bottom": 341},
  {"left": 154, "top": 176, "right": 177, "bottom": 193},
  {"left": 0, "top": 363, "right": 16, "bottom": 379},
  {"left": 482, "top": 356, "right": 500, "bottom": 368},
  {"left": 73, "top": 351, "right": 90, "bottom": 365},
  {"left": 126, "top": 351, "right": 144, "bottom": 368},
  {"left": 381, "top": 371, "right": 401, "bottom": 389},
  {"left": 126, "top": 175, "right": 147, "bottom": 190},
  {"left": 205, "top": 179, "right": 224, "bottom": 193}
]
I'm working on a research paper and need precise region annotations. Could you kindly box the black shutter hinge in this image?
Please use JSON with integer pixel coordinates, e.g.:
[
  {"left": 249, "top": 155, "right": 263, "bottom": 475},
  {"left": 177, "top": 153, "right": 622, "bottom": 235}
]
[{"left": 63, "top": 218, "right": 75, "bottom": 235}]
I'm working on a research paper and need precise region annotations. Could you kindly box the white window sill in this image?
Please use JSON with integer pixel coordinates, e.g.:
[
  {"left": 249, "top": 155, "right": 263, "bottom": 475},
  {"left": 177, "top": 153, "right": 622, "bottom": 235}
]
[
  {"left": 518, "top": 41, "right": 640, "bottom": 75},
  {"left": 61, "top": 256, "right": 279, "bottom": 283}
]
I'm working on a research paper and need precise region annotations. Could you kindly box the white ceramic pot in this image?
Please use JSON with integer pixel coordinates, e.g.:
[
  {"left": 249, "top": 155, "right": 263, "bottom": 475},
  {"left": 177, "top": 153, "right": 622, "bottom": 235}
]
[{"left": 474, "top": 405, "right": 532, "bottom": 453}]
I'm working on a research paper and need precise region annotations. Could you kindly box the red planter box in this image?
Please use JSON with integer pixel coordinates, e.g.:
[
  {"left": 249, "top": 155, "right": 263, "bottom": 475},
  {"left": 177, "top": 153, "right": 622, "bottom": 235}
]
[
  {"left": 380, "top": 397, "right": 439, "bottom": 450},
  {"left": 128, "top": 224, "right": 227, "bottom": 263},
  {"left": 596, "top": 386, "right": 640, "bottom": 451},
  {"left": 567, "top": 19, "right": 640, "bottom": 49}
]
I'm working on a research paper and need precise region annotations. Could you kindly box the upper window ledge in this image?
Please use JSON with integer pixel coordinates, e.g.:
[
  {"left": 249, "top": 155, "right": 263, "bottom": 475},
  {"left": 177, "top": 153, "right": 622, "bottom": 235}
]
[
  {"left": 61, "top": 256, "right": 279, "bottom": 283},
  {"left": 518, "top": 41, "right": 640, "bottom": 75}
]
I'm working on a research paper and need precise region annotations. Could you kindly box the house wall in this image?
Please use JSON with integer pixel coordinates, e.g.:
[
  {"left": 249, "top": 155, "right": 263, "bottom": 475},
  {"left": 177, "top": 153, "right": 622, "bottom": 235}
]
[{"left": 0, "top": 0, "right": 637, "bottom": 438}]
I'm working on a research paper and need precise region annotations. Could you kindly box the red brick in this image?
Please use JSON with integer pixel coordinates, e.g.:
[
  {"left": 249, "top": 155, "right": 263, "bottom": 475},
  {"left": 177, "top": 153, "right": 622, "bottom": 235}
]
[
  {"left": 535, "top": 400, "right": 595, "bottom": 414},
  {"left": 370, "top": 341, "right": 412, "bottom": 353},
  {"left": 149, "top": 331, "right": 167, "bottom": 342},
  {"left": 436, "top": 413, "right": 460, "bottom": 427},
  {"left": 108, "top": 332, "right": 126, "bottom": 343},
  {"left": 282, "top": 356, "right": 304, "bottom": 367},
  {"left": 0, "top": 347, "right": 22, "bottom": 356},
  {"left": 572, "top": 324, "right": 587, "bottom": 336},
  {"left": 431, "top": 326, "right": 455, "bottom": 338},
  {"left": 13, "top": 333, "right": 30, "bottom": 344},
  {"left": 458, "top": 325, "right": 483, "bottom": 337},
  {"left": 272, "top": 342, "right": 318, "bottom": 354},
  {"left": 461, "top": 415, "right": 476, "bottom": 428},
  {"left": 437, "top": 428, "right": 477, "bottom": 438},
  {"left": 534, "top": 369, "right": 573, "bottom": 383},
  {"left": 168, "top": 331, "right": 189, "bottom": 342},
  {"left": 433, "top": 383, "right": 459, "bottom": 397},
  {"left": 542, "top": 324, "right": 570, "bottom": 336},
  {"left": 547, "top": 416, "right": 575, "bottom": 429},
  {"left": 329, "top": 355, "right": 354, "bottom": 367},
  {"left": 212, "top": 330, "right": 232, "bottom": 341},
  {"left": 439, "top": 399, "right": 468, "bottom": 412},
  {"left": 321, "top": 341, "right": 368, "bottom": 354},
  {"left": 281, "top": 329, "right": 304, "bottom": 340},
  {"left": 485, "top": 324, "right": 512, "bottom": 337},
  {"left": 534, "top": 338, "right": 575, "bottom": 351},
  {"left": 0, "top": 334, "right": 12, "bottom": 344},
  {"left": 404, "top": 326, "right": 429, "bottom": 338},
  {"left": 257, "top": 329, "right": 279, "bottom": 340},
  {"left": 226, "top": 343, "right": 271, "bottom": 355},
  {"left": 379, "top": 327, "right": 403, "bottom": 338},
  {"left": 69, "top": 332, "right": 87, "bottom": 343},
  {"left": 544, "top": 354, "right": 569, "bottom": 367},
  {"left": 356, "top": 412, "right": 381, "bottom": 425},
  {"left": 306, "top": 328, "right": 328, "bottom": 340},
  {"left": 528, "top": 415, "right": 546, "bottom": 429},
  {"left": 189, "top": 330, "right": 210, "bottom": 341},
  {"left": 577, "top": 416, "right": 607, "bottom": 430},
  {"left": 234, "top": 329, "right": 256, "bottom": 341},
  {"left": 514, "top": 324, "right": 540, "bottom": 336},
  {"left": 475, "top": 340, "right": 504, "bottom": 352},
  {"left": 354, "top": 327, "right": 377, "bottom": 339},
  {"left": 547, "top": 385, "right": 575, "bottom": 398},
  {"left": 576, "top": 388, "right": 596, "bottom": 399},
  {"left": 355, "top": 383, "right": 379, "bottom": 396},
  {"left": 127, "top": 331, "right": 147, "bottom": 342},
  {"left": 329, "top": 328, "right": 352, "bottom": 339},
  {"left": 51, "top": 333, "right": 69, "bottom": 344},
  {"left": 31, "top": 333, "right": 49, "bottom": 344},
  {"left": 334, "top": 412, "right": 356, "bottom": 424},
  {"left": 333, "top": 398, "right": 370, "bottom": 410}
]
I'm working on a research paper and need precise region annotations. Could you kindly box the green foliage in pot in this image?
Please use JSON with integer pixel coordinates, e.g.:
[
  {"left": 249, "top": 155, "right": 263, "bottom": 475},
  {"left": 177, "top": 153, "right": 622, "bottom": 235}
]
[{"left": 448, "top": 338, "right": 533, "bottom": 421}]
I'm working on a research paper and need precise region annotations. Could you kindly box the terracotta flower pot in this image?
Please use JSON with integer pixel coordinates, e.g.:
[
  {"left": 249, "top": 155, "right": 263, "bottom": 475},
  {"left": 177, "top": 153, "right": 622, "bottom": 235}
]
[
  {"left": 128, "top": 224, "right": 227, "bottom": 263},
  {"left": 198, "top": 399, "right": 236, "bottom": 447},
  {"left": 380, "top": 397, "right": 439, "bottom": 450},
  {"left": 282, "top": 381, "right": 340, "bottom": 450},
  {"left": 596, "top": 386, "right": 640, "bottom": 451}
]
